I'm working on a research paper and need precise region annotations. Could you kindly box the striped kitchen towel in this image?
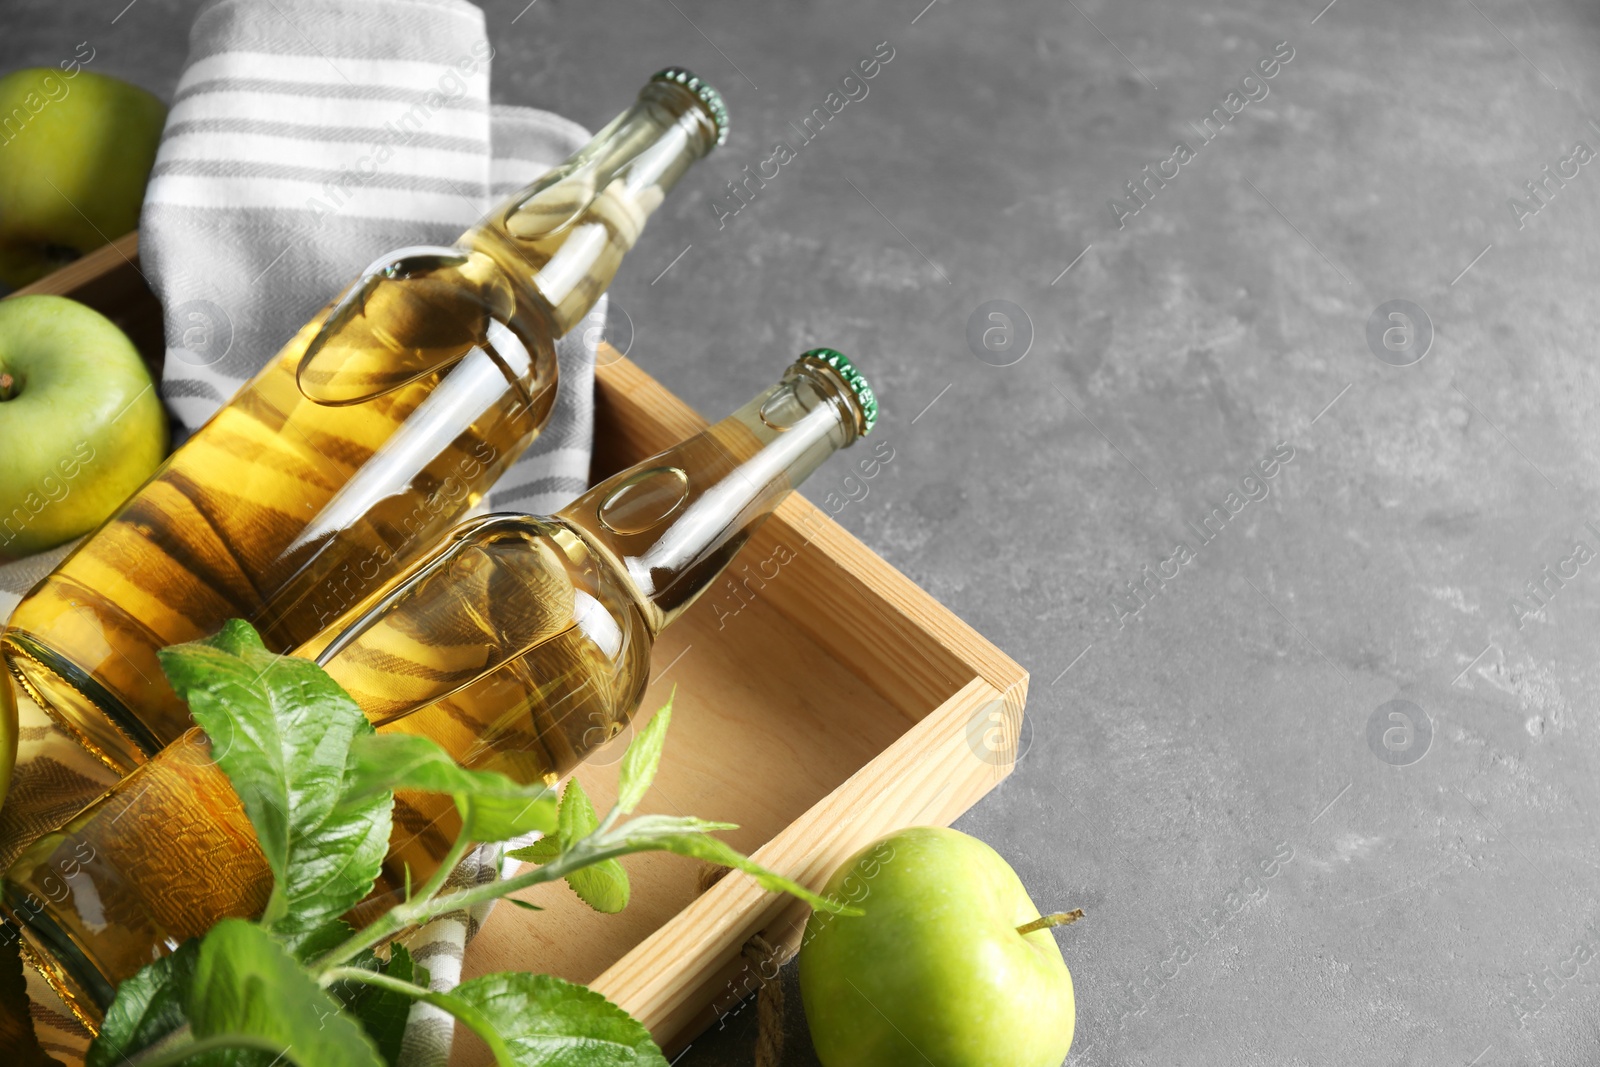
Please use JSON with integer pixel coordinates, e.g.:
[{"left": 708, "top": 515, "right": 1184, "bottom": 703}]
[
  {"left": 6, "top": 0, "right": 600, "bottom": 1061},
  {"left": 142, "top": 0, "right": 600, "bottom": 517}
]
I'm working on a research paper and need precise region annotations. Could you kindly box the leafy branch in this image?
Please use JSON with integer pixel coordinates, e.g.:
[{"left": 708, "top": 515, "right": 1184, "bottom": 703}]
[{"left": 77, "top": 621, "right": 853, "bottom": 1067}]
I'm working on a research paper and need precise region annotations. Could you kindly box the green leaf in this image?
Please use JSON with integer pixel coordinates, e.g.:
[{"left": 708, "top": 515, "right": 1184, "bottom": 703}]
[
  {"left": 506, "top": 837, "right": 560, "bottom": 865},
  {"left": 87, "top": 940, "right": 197, "bottom": 1067},
  {"left": 616, "top": 815, "right": 858, "bottom": 916},
  {"left": 158, "top": 620, "right": 391, "bottom": 953},
  {"left": 287, "top": 919, "right": 360, "bottom": 965},
  {"left": 0, "top": 933, "right": 64, "bottom": 1067},
  {"left": 567, "top": 858, "right": 631, "bottom": 914},
  {"left": 554, "top": 779, "right": 629, "bottom": 913},
  {"left": 449, "top": 972, "right": 667, "bottom": 1067},
  {"left": 615, "top": 693, "right": 673, "bottom": 816},
  {"left": 188, "top": 918, "right": 385, "bottom": 1067},
  {"left": 556, "top": 777, "right": 600, "bottom": 848},
  {"left": 506, "top": 899, "right": 544, "bottom": 912},
  {"left": 462, "top": 793, "right": 560, "bottom": 844},
  {"left": 345, "top": 733, "right": 557, "bottom": 842},
  {"left": 333, "top": 945, "right": 421, "bottom": 1067}
]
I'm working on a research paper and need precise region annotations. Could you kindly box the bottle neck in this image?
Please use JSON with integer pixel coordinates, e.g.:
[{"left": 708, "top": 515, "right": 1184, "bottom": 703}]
[
  {"left": 558, "top": 360, "right": 865, "bottom": 633},
  {"left": 292, "top": 80, "right": 717, "bottom": 408},
  {"left": 482, "top": 81, "right": 718, "bottom": 335}
]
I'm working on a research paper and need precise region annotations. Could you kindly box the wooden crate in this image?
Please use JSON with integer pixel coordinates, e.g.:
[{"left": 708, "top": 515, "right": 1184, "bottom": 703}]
[{"left": 12, "top": 234, "right": 1030, "bottom": 1060}]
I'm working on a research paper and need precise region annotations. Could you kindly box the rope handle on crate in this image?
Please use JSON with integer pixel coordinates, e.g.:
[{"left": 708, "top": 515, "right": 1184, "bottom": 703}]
[{"left": 696, "top": 864, "right": 791, "bottom": 1067}]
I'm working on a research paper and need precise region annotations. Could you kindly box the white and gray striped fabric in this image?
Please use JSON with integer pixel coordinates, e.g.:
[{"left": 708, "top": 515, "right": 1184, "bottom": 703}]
[
  {"left": 7, "top": 0, "right": 600, "bottom": 1061},
  {"left": 144, "top": 0, "right": 599, "bottom": 517}
]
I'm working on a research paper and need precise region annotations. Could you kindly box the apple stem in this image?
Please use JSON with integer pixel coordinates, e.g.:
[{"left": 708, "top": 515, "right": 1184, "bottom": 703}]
[
  {"left": 1016, "top": 909, "right": 1084, "bottom": 936},
  {"left": 0, "top": 369, "right": 14, "bottom": 402}
]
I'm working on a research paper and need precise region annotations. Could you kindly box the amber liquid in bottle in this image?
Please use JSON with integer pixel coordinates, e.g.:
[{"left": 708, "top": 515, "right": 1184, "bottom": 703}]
[
  {"left": 1, "top": 350, "right": 875, "bottom": 1027},
  {"left": 1, "top": 70, "right": 726, "bottom": 773}
]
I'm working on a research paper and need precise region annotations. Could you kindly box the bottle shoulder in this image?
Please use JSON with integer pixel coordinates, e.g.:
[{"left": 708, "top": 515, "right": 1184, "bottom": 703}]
[
  {"left": 291, "top": 240, "right": 560, "bottom": 410},
  {"left": 310, "top": 512, "right": 653, "bottom": 727}
]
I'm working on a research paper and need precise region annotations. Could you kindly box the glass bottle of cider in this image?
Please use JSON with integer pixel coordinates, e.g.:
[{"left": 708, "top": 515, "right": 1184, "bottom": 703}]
[
  {"left": 1, "top": 349, "right": 877, "bottom": 1026},
  {"left": 1, "top": 69, "right": 730, "bottom": 774}
]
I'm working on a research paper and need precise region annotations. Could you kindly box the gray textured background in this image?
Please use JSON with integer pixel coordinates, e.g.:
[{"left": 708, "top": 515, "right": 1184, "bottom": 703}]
[{"left": 7, "top": 0, "right": 1600, "bottom": 1063}]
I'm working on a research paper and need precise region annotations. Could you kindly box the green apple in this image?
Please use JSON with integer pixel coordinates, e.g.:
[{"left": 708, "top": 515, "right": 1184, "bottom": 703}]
[
  {"left": 0, "top": 67, "right": 167, "bottom": 287},
  {"left": 0, "top": 294, "right": 166, "bottom": 559},
  {"left": 799, "top": 826, "right": 1079, "bottom": 1067}
]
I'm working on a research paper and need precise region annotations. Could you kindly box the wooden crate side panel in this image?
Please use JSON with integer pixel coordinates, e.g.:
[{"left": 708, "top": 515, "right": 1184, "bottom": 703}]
[
  {"left": 760, "top": 497, "right": 1028, "bottom": 723},
  {"left": 10, "top": 233, "right": 164, "bottom": 373},
  {"left": 587, "top": 676, "right": 1018, "bottom": 1048}
]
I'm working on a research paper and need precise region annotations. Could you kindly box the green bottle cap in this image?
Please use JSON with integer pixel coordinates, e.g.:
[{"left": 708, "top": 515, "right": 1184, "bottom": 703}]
[
  {"left": 802, "top": 347, "right": 877, "bottom": 435},
  {"left": 652, "top": 67, "right": 730, "bottom": 148}
]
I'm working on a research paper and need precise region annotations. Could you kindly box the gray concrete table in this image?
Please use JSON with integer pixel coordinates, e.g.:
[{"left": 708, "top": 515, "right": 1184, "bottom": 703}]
[{"left": 7, "top": 0, "right": 1598, "bottom": 1063}]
